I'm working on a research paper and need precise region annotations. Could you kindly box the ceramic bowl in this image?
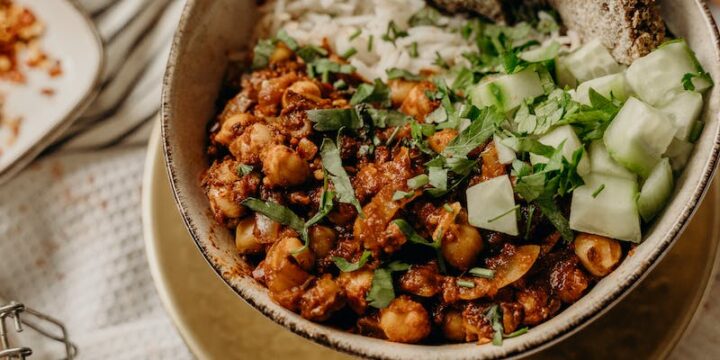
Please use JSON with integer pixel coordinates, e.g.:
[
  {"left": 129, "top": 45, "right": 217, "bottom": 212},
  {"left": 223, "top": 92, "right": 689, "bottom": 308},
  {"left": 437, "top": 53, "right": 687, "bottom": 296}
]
[{"left": 161, "top": 1, "right": 720, "bottom": 358}]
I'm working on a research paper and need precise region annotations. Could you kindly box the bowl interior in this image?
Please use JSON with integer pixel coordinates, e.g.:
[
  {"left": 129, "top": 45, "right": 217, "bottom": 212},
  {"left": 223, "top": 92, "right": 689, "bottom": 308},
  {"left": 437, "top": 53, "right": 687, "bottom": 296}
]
[{"left": 161, "top": 1, "right": 720, "bottom": 358}]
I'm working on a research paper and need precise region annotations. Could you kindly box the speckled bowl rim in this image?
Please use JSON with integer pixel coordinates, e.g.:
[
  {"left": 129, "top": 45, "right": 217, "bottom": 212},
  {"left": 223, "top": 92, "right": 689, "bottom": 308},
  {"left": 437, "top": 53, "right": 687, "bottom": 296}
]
[{"left": 160, "top": 1, "right": 720, "bottom": 359}]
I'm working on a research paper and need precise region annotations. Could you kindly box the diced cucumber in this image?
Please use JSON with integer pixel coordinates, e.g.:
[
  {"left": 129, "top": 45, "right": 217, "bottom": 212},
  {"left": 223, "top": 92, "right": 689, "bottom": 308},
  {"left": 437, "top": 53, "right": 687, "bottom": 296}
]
[
  {"left": 637, "top": 158, "right": 674, "bottom": 222},
  {"left": 530, "top": 125, "right": 591, "bottom": 176},
  {"left": 603, "top": 97, "right": 677, "bottom": 178},
  {"left": 466, "top": 175, "right": 519, "bottom": 236},
  {"left": 569, "top": 173, "right": 641, "bottom": 242},
  {"left": 556, "top": 39, "right": 623, "bottom": 88},
  {"left": 493, "top": 134, "right": 516, "bottom": 164},
  {"left": 519, "top": 41, "right": 560, "bottom": 63},
  {"left": 665, "top": 138, "right": 694, "bottom": 172},
  {"left": 469, "top": 68, "right": 545, "bottom": 112},
  {"left": 658, "top": 90, "right": 703, "bottom": 141},
  {"left": 573, "top": 73, "right": 630, "bottom": 105},
  {"left": 626, "top": 40, "right": 707, "bottom": 105},
  {"left": 588, "top": 140, "right": 636, "bottom": 180}
]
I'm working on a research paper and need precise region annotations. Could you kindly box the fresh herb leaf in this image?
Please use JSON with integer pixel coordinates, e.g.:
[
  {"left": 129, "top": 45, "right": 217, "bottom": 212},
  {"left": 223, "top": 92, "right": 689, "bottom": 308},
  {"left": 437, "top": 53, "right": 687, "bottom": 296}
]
[
  {"left": 320, "top": 139, "right": 364, "bottom": 214},
  {"left": 252, "top": 38, "right": 276, "bottom": 69},
  {"left": 485, "top": 305, "right": 504, "bottom": 346},
  {"left": 349, "top": 28, "right": 362, "bottom": 41},
  {"left": 382, "top": 20, "right": 409, "bottom": 45},
  {"left": 591, "top": 184, "right": 605, "bottom": 198},
  {"left": 333, "top": 250, "right": 371, "bottom": 272},
  {"left": 355, "top": 105, "right": 411, "bottom": 128},
  {"left": 366, "top": 261, "right": 410, "bottom": 308},
  {"left": 241, "top": 198, "right": 305, "bottom": 232},
  {"left": 310, "top": 58, "right": 355, "bottom": 83},
  {"left": 456, "top": 279, "right": 475, "bottom": 288},
  {"left": 682, "top": 71, "right": 713, "bottom": 91},
  {"left": 236, "top": 164, "right": 253, "bottom": 176},
  {"left": 386, "top": 68, "right": 422, "bottom": 81},
  {"left": 407, "top": 174, "right": 429, "bottom": 189},
  {"left": 296, "top": 45, "right": 328, "bottom": 63},
  {"left": 433, "top": 51, "right": 449, "bottom": 69},
  {"left": 276, "top": 29, "right": 299, "bottom": 51},
  {"left": 469, "top": 267, "right": 495, "bottom": 279},
  {"left": 341, "top": 47, "right": 357, "bottom": 59},
  {"left": 392, "top": 219, "right": 438, "bottom": 248},
  {"left": 505, "top": 327, "right": 529, "bottom": 338},
  {"left": 409, "top": 42, "right": 419, "bottom": 58},
  {"left": 442, "top": 106, "right": 504, "bottom": 158},
  {"left": 333, "top": 79, "right": 347, "bottom": 90},
  {"left": 536, "top": 198, "right": 574, "bottom": 243},
  {"left": 307, "top": 108, "right": 363, "bottom": 131},
  {"left": 367, "top": 35, "right": 374, "bottom": 51},
  {"left": 408, "top": 7, "right": 442, "bottom": 27},
  {"left": 392, "top": 190, "right": 414, "bottom": 201},
  {"left": 487, "top": 205, "right": 520, "bottom": 223},
  {"left": 351, "top": 79, "right": 391, "bottom": 107}
]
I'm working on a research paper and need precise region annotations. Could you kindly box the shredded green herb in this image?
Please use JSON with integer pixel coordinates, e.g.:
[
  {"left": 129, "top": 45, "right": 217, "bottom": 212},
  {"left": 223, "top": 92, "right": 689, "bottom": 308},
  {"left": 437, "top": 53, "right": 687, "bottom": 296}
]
[
  {"left": 591, "top": 184, "right": 606, "bottom": 198},
  {"left": 456, "top": 279, "right": 475, "bottom": 288},
  {"left": 320, "top": 138, "right": 364, "bottom": 215},
  {"left": 366, "top": 261, "right": 410, "bottom": 308},
  {"left": 236, "top": 164, "right": 253, "bottom": 176},
  {"left": 333, "top": 250, "right": 371, "bottom": 272},
  {"left": 469, "top": 267, "right": 495, "bottom": 279}
]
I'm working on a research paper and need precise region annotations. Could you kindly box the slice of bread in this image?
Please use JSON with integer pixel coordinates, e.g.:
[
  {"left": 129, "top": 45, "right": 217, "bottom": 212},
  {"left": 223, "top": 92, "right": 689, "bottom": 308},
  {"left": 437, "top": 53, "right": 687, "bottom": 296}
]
[
  {"left": 432, "top": 0, "right": 666, "bottom": 64},
  {"left": 431, "top": 0, "right": 507, "bottom": 22},
  {"left": 548, "top": 0, "right": 665, "bottom": 64}
]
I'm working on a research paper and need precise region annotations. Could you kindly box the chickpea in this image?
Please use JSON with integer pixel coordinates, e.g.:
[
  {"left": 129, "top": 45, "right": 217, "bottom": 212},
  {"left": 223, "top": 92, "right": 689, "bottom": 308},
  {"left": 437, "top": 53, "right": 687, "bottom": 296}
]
[
  {"left": 229, "top": 123, "right": 275, "bottom": 164},
  {"left": 215, "top": 113, "right": 253, "bottom": 146},
  {"left": 282, "top": 80, "right": 322, "bottom": 108},
  {"left": 207, "top": 186, "right": 243, "bottom": 219},
  {"left": 400, "top": 82, "right": 437, "bottom": 121},
  {"left": 309, "top": 225, "right": 337, "bottom": 258},
  {"left": 428, "top": 129, "right": 458, "bottom": 153},
  {"left": 337, "top": 269, "right": 373, "bottom": 314},
  {"left": 264, "top": 237, "right": 312, "bottom": 293},
  {"left": 388, "top": 79, "right": 417, "bottom": 107},
  {"left": 299, "top": 274, "right": 345, "bottom": 321},
  {"left": 235, "top": 217, "right": 262, "bottom": 254},
  {"left": 442, "top": 224, "right": 484, "bottom": 271},
  {"left": 254, "top": 212, "right": 281, "bottom": 244},
  {"left": 379, "top": 296, "right": 431, "bottom": 343},
  {"left": 262, "top": 145, "right": 310, "bottom": 187},
  {"left": 574, "top": 233, "right": 622, "bottom": 276},
  {"left": 270, "top": 43, "right": 293, "bottom": 64},
  {"left": 441, "top": 310, "right": 466, "bottom": 342}
]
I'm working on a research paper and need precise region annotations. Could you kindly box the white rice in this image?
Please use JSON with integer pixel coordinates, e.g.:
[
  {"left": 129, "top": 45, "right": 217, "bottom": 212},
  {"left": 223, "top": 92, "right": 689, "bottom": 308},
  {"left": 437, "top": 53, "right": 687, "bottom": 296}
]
[{"left": 255, "top": 0, "right": 581, "bottom": 82}]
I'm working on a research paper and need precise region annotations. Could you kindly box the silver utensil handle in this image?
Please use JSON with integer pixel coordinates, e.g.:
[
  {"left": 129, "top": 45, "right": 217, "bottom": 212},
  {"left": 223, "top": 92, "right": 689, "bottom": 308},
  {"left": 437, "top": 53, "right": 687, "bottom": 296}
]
[{"left": 0, "top": 301, "right": 77, "bottom": 360}]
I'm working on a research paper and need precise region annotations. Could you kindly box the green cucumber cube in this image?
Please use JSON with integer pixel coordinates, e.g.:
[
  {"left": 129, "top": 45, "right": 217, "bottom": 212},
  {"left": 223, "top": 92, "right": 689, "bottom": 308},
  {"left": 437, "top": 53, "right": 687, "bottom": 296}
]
[
  {"left": 603, "top": 97, "right": 677, "bottom": 178},
  {"left": 569, "top": 173, "right": 641, "bottom": 242},
  {"left": 626, "top": 40, "right": 707, "bottom": 105},
  {"left": 556, "top": 39, "right": 623, "bottom": 88},
  {"left": 573, "top": 73, "right": 630, "bottom": 105},
  {"left": 469, "top": 68, "right": 545, "bottom": 112},
  {"left": 658, "top": 90, "right": 703, "bottom": 141},
  {"left": 466, "top": 175, "right": 519, "bottom": 236},
  {"left": 637, "top": 158, "right": 674, "bottom": 222},
  {"left": 588, "top": 141, "right": 636, "bottom": 180}
]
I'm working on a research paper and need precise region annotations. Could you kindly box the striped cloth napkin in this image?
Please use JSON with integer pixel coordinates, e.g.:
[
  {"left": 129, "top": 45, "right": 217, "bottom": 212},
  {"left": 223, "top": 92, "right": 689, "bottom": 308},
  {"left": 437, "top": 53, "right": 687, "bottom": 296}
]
[{"left": 0, "top": 0, "right": 191, "bottom": 358}]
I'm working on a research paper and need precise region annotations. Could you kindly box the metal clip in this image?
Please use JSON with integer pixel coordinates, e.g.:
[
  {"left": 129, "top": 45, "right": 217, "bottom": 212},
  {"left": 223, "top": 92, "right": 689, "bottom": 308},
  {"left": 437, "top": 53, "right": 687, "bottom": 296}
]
[{"left": 0, "top": 301, "right": 77, "bottom": 360}]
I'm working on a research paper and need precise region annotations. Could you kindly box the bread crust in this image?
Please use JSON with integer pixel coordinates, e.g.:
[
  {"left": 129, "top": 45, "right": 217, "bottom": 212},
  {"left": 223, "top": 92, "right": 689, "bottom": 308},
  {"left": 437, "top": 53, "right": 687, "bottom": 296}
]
[{"left": 549, "top": 0, "right": 665, "bottom": 64}]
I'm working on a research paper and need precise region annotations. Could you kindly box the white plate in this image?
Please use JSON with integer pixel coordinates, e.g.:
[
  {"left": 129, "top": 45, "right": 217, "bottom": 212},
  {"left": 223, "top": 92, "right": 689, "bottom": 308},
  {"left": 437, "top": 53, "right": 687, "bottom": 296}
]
[{"left": 0, "top": 0, "right": 103, "bottom": 184}]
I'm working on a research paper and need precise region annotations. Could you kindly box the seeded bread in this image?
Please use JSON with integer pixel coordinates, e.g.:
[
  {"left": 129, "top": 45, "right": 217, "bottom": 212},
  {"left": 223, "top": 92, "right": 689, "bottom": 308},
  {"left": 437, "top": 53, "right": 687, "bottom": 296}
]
[
  {"left": 433, "top": 0, "right": 666, "bottom": 64},
  {"left": 431, "top": 0, "right": 507, "bottom": 22},
  {"left": 548, "top": 0, "right": 665, "bottom": 64}
]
